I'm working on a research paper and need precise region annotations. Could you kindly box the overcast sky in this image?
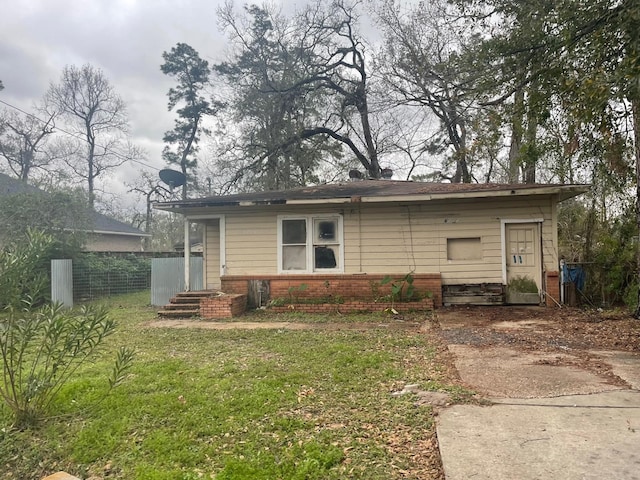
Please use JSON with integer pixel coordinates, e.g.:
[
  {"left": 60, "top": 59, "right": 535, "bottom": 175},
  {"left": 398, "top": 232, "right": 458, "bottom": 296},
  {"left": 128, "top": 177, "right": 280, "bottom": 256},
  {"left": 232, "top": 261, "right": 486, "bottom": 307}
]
[{"left": 0, "top": 0, "right": 305, "bottom": 211}]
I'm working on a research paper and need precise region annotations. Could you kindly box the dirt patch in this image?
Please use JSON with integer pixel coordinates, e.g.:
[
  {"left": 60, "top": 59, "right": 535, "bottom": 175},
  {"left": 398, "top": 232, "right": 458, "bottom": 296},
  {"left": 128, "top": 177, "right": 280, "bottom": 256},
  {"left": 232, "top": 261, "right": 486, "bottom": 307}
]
[
  {"left": 433, "top": 306, "right": 640, "bottom": 398},
  {"left": 145, "top": 319, "right": 423, "bottom": 331}
]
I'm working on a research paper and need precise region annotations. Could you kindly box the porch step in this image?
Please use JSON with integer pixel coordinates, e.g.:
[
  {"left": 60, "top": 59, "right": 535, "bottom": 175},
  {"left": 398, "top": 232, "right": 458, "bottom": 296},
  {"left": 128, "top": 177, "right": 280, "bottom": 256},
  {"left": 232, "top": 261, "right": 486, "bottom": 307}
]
[
  {"left": 162, "top": 302, "right": 200, "bottom": 310},
  {"left": 157, "top": 308, "right": 199, "bottom": 318},
  {"left": 157, "top": 290, "right": 220, "bottom": 318}
]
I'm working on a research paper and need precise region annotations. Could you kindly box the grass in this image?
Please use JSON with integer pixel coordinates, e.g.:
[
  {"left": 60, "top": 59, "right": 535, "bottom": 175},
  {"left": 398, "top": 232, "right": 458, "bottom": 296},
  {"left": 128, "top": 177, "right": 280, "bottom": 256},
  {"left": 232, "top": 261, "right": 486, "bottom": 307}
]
[{"left": 0, "top": 291, "right": 469, "bottom": 479}]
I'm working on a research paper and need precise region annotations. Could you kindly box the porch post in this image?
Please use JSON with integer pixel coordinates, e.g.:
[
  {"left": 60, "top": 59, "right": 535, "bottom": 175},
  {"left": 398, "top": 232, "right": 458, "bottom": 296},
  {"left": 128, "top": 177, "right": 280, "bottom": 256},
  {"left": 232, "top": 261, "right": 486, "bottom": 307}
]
[{"left": 184, "top": 217, "right": 190, "bottom": 291}]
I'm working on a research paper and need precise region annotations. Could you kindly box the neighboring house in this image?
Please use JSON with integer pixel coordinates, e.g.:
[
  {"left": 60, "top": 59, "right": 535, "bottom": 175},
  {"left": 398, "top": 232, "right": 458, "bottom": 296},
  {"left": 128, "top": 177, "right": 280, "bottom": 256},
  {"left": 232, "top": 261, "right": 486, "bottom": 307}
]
[
  {"left": 154, "top": 180, "right": 588, "bottom": 307},
  {"left": 85, "top": 211, "right": 149, "bottom": 252},
  {"left": 0, "top": 172, "right": 149, "bottom": 252}
]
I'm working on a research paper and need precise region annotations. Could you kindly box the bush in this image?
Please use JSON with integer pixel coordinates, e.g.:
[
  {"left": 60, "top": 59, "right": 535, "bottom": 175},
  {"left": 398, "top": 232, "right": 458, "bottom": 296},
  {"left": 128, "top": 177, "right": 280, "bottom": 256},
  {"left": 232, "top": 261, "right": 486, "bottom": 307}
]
[
  {"left": 0, "top": 232, "right": 134, "bottom": 427},
  {"left": 73, "top": 254, "right": 151, "bottom": 300},
  {"left": 0, "top": 229, "right": 53, "bottom": 309},
  {"left": 0, "top": 302, "right": 134, "bottom": 427}
]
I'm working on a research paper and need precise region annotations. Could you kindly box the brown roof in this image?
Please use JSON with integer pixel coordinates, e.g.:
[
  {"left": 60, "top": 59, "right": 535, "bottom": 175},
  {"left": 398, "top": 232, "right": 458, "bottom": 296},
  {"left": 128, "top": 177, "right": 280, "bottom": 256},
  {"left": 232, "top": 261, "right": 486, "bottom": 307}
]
[{"left": 154, "top": 180, "right": 589, "bottom": 211}]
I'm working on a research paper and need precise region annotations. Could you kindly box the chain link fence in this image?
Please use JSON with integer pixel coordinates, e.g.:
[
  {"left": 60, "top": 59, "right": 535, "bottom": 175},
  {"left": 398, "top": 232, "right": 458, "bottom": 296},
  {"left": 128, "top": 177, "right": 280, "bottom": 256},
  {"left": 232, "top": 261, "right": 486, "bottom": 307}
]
[
  {"left": 51, "top": 253, "right": 205, "bottom": 306},
  {"left": 72, "top": 253, "right": 152, "bottom": 301}
]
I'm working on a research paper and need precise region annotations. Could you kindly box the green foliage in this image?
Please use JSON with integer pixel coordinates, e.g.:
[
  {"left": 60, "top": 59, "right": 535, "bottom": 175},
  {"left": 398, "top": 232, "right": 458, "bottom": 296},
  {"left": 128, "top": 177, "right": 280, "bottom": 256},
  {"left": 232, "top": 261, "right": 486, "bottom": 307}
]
[
  {"left": 559, "top": 199, "right": 637, "bottom": 308},
  {"left": 0, "top": 301, "right": 134, "bottom": 428},
  {"left": 0, "top": 292, "right": 462, "bottom": 479},
  {"left": 379, "top": 273, "right": 419, "bottom": 303},
  {"left": 0, "top": 190, "right": 89, "bottom": 258},
  {"left": 73, "top": 254, "right": 151, "bottom": 300},
  {"left": 161, "top": 43, "right": 220, "bottom": 199},
  {"left": 0, "top": 229, "right": 55, "bottom": 309},
  {"left": 287, "top": 283, "right": 308, "bottom": 303}
]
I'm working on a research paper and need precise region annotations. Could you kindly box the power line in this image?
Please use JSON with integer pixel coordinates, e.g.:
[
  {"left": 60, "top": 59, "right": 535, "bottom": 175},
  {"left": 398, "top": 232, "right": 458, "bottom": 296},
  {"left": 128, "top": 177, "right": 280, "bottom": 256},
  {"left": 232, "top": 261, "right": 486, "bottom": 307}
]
[{"left": 0, "top": 98, "right": 161, "bottom": 172}]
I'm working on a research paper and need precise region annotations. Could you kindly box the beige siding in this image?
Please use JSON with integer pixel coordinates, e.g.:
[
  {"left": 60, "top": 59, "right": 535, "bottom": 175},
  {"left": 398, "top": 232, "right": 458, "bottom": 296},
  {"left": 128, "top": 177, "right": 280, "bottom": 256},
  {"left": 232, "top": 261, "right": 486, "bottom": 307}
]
[
  {"left": 224, "top": 213, "right": 278, "bottom": 275},
  {"left": 205, "top": 220, "right": 221, "bottom": 289},
  {"left": 344, "top": 198, "right": 556, "bottom": 285},
  {"left": 199, "top": 196, "right": 558, "bottom": 285}
]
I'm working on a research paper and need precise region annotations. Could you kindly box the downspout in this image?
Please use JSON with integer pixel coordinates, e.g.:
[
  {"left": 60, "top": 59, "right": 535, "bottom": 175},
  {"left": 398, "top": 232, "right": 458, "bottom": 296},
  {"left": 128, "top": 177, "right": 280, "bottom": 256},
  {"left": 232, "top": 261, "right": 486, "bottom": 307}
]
[{"left": 184, "top": 218, "right": 190, "bottom": 291}]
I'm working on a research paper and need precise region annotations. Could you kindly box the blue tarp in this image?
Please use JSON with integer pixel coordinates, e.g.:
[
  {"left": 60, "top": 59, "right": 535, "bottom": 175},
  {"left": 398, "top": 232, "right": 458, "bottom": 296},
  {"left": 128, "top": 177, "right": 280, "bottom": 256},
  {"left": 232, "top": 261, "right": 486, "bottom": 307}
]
[{"left": 562, "top": 264, "right": 585, "bottom": 291}]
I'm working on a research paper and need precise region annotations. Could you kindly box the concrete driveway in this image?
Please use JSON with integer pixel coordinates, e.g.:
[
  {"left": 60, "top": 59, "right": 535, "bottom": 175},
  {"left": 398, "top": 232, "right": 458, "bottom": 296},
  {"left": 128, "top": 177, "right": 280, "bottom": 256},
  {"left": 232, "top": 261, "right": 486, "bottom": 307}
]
[{"left": 435, "top": 308, "right": 640, "bottom": 480}]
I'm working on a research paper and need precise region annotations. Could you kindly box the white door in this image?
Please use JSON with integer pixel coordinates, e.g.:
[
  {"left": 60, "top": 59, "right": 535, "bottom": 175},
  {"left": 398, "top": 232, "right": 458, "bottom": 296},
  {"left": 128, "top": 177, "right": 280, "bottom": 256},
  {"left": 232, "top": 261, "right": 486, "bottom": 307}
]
[{"left": 505, "top": 223, "right": 541, "bottom": 304}]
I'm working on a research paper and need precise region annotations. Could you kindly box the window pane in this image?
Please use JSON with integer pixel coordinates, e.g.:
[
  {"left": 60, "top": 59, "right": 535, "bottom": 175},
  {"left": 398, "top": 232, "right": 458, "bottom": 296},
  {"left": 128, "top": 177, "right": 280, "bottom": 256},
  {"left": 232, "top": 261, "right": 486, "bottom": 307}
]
[
  {"left": 314, "top": 219, "right": 336, "bottom": 242},
  {"left": 283, "top": 219, "right": 306, "bottom": 244},
  {"left": 314, "top": 245, "right": 338, "bottom": 269},
  {"left": 283, "top": 245, "right": 306, "bottom": 270}
]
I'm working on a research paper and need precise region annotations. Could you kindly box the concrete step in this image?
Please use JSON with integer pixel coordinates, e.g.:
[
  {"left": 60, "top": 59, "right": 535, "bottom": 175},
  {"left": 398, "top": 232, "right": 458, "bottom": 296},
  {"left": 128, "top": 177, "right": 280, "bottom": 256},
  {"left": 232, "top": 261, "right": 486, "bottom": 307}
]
[
  {"left": 157, "top": 308, "right": 199, "bottom": 318},
  {"left": 169, "top": 296, "right": 203, "bottom": 304},
  {"left": 162, "top": 302, "right": 200, "bottom": 310},
  {"left": 175, "top": 290, "right": 215, "bottom": 298}
]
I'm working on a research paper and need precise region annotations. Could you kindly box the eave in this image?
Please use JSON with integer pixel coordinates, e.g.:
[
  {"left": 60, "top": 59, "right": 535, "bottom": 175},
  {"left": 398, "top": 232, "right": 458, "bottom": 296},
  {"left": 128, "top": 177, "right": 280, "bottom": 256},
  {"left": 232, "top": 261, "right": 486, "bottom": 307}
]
[{"left": 153, "top": 184, "right": 589, "bottom": 215}]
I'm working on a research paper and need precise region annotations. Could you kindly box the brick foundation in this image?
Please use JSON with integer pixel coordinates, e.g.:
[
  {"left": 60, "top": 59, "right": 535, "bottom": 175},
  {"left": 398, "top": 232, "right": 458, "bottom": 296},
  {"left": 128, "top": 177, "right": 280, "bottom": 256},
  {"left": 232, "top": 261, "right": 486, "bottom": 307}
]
[
  {"left": 200, "top": 294, "right": 247, "bottom": 319},
  {"left": 268, "top": 297, "right": 434, "bottom": 314},
  {"left": 221, "top": 273, "right": 443, "bottom": 308},
  {"left": 545, "top": 271, "right": 561, "bottom": 307}
]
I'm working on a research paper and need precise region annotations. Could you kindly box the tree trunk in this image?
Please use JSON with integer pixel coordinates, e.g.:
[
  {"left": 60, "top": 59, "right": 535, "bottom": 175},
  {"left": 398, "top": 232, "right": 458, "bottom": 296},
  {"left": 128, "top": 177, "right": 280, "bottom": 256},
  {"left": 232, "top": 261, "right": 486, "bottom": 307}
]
[
  {"left": 522, "top": 84, "right": 539, "bottom": 184},
  {"left": 631, "top": 97, "right": 640, "bottom": 318},
  {"left": 508, "top": 88, "right": 524, "bottom": 183}
]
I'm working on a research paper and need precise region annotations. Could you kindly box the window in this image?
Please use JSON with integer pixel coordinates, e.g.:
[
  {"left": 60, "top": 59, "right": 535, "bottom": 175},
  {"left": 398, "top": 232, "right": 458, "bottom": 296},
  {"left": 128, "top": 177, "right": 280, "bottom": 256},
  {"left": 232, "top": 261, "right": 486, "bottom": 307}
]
[
  {"left": 279, "top": 215, "right": 343, "bottom": 273},
  {"left": 447, "top": 237, "right": 482, "bottom": 261},
  {"left": 282, "top": 219, "right": 307, "bottom": 270}
]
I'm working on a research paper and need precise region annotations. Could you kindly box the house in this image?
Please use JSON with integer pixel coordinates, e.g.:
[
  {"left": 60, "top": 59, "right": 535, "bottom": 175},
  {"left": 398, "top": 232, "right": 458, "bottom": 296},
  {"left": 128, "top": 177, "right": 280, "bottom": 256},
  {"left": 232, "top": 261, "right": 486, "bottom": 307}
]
[
  {"left": 0, "top": 172, "right": 149, "bottom": 252},
  {"left": 153, "top": 180, "right": 588, "bottom": 309},
  {"left": 85, "top": 211, "right": 150, "bottom": 252}
]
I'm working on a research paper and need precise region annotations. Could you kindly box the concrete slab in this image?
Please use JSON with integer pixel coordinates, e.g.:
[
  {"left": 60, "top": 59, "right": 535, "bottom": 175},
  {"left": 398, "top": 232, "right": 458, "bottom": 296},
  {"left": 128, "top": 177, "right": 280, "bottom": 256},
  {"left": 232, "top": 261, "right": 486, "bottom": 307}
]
[
  {"left": 592, "top": 350, "right": 640, "bottom": 390},
  {"left": 437, "top": 391, "right": 640, "bottom": 480},
  {"left": 449, "top": 345, "right": 621, "bottom": 398}
]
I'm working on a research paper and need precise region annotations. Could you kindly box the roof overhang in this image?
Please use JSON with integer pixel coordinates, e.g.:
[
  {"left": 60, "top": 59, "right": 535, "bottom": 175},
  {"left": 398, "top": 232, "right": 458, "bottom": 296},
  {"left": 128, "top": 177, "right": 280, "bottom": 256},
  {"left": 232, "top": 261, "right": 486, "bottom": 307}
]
[
  {"left": 90, "top": 230, "right": 152, "bottom": 237},
  {"left": 154, "top": 184, "right": 590, "bottom": 215}
]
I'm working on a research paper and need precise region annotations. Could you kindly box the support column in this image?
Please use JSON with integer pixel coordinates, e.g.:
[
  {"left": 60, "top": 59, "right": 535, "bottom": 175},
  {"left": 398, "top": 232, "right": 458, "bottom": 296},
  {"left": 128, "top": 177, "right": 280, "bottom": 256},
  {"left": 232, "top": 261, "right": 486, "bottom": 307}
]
[{"left": 184, "top": 218, "right": 190, "bottom": 291}]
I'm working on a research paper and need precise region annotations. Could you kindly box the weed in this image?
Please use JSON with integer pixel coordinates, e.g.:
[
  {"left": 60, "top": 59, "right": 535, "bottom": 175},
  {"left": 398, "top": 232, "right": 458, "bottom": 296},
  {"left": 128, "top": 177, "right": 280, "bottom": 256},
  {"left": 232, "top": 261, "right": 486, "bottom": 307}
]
[
  {"left": 508, "top": 276, "right": 539, "bottom": 293},
  {"left": 287, "top": 283, "right": 308, "bottom": 303}
]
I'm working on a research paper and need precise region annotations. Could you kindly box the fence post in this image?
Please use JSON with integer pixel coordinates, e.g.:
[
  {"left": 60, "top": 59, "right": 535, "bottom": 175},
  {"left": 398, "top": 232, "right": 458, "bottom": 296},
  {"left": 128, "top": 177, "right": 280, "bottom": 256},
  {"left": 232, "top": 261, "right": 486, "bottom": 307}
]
[{"left": 51, "top": 259, "right": 73, "bottom": 308}]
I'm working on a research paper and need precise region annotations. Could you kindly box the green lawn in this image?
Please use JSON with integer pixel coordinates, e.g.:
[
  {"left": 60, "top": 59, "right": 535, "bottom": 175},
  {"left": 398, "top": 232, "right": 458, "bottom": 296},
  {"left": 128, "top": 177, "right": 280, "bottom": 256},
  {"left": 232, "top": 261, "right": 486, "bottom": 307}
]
[{"left": 1, "top": 291, "right": 468, "bottom": 479}]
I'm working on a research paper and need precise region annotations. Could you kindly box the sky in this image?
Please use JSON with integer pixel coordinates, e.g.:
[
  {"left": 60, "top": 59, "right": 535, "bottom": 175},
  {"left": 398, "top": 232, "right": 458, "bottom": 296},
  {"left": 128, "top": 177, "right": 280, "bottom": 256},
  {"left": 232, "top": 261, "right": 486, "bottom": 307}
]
[{"left": 0, "top": 0, "right": 296, "bottom": 212}]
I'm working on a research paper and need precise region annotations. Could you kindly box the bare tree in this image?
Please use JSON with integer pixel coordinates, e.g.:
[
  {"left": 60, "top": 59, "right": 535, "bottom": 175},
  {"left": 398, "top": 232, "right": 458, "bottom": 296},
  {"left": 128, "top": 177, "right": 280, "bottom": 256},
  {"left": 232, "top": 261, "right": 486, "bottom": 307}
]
[
  {"left": 374, "top": 0, "right": 474, "bottom": 182},
  {"left": 46, "top": 64, "right": 131, "bottom": 208},
  {"left": 128, "top": 171, "right": 171, "bottom": 249},
  {"left": 0, "top": 107, "right": 57, "bottom": 181}
]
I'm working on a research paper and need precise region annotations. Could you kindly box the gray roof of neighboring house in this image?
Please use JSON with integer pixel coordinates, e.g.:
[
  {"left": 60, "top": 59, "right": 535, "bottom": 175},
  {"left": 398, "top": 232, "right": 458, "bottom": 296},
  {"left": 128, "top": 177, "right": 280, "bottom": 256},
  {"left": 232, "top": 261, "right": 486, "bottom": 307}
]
[
  {"left": 155, "top": 179, "right": 590, "bottom": 212},
  {"left": 0, "top": 172, "right": 148, "bottom": 237},
  {"left": 0, "top": 172, "right": 41, "bottom": 195}
]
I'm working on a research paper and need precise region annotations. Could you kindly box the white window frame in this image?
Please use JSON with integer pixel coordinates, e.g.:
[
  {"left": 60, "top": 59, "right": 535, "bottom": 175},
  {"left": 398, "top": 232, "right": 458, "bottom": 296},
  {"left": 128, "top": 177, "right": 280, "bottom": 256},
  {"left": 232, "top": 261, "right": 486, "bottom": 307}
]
[{"left": 277, "top": 214, "right": 344, "bottom": 274}]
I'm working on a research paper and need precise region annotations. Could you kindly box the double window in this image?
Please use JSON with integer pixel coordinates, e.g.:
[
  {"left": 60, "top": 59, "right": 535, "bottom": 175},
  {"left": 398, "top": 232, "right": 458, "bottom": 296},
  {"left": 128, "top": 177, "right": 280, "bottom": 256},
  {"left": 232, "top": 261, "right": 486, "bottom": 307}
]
[{"left": 278, "top": 215, "right": 343, "bottom": 273}]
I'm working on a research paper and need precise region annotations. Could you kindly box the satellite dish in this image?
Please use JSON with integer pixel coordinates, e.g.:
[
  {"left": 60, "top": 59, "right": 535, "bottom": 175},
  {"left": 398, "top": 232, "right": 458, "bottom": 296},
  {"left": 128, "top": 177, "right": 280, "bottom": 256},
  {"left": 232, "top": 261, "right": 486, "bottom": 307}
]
[{"left": 159, "top": 169, "right": 186, "bottom": 189}]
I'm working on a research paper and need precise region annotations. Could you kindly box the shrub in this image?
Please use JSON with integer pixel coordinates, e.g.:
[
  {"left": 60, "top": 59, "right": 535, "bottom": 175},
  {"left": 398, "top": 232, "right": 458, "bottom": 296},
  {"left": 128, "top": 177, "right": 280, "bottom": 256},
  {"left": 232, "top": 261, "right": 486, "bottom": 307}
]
[
  {"left": 73, "top": 254, "right": 151, "bottom": 300},
  {"left": 0, "top": 229, "right": 54, "bottom": 309},
  {"left": 0, "top": 233, "right": 134, "bottom": 427},
  {"left": 0, "top": 302, "right": 134, "bottom": 427}
]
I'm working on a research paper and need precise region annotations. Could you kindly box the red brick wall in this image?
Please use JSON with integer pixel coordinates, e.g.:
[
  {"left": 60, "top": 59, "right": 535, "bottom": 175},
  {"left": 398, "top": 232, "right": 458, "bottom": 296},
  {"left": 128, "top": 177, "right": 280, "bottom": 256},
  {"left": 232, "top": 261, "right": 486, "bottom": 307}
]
[
  {"left": 200, "top": 294, "right": 247, "bottom": 319},
  {"left": 268, "top": 297, "right": 434, "bottom": 314},
  {"left": 545, "top": 271, "right": 560, "bottom": 307},
  {"left": 221, "top": 273, "right": 442, "bottom": 307}
]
